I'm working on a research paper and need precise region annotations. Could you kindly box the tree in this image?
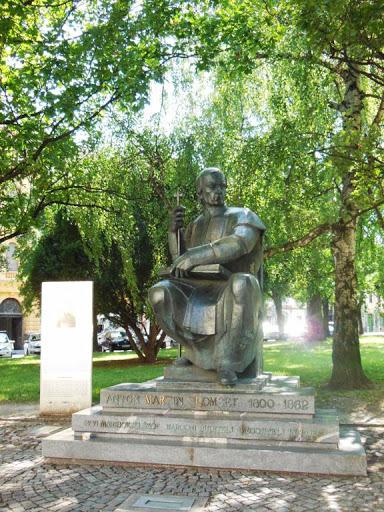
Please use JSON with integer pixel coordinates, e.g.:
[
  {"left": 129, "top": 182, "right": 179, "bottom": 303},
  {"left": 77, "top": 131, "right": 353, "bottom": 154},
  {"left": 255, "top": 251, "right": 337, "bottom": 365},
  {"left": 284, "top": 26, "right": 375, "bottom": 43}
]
[
  {"left": 19, "top": 205, "right": 166, "bottom": 361},
  {"left": 161, "top": 0, "right": 384, "bottom": 388},
  {"left": 19, "top": 209, "right": 94, "bottom": 309},
  {"left": 71, "top": 130, "right": 195, "bottom": 362},
  {"left": 92, "top": 211, "right": 164, "bottom": 363},
  {"left": 163, "top": 68, "right": 336, "bottom": 341},
  {"left": 12, "top": 0, "right": 384, "bottom": 386},
  {"left": 263, "top": 257, "right": 294, "bottom": 340},
  {"left": 0, "top": 0, "right": 177, "bottom": 243}
]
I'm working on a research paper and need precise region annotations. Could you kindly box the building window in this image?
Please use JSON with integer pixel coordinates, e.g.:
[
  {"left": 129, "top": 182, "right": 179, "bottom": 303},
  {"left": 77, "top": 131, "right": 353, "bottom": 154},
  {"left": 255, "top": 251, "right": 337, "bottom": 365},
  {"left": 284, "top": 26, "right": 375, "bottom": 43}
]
[
  {"left": 5, "top": 243, "right": 18, "bottom": 272},
  {"left": 0, "top": 298, "right": 22, "bottom": 315}
]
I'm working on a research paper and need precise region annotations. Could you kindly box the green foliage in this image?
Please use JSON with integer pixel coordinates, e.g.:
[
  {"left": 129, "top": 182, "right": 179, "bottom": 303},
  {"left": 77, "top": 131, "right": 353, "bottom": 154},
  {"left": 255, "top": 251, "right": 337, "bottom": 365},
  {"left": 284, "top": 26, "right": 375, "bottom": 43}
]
[
  {"left": 164, "top": 65, "right": 337, "bottom": 306},
  {"left": 161, "top": 0, "right": 384, "bottom": 386},
  {"left": 19, "top": 129, "right": 199, "bottom": 361},
  {"left": 165, "top": 0, "right": 384, "bottom": 218},
  {"left": 19, "top": 210, "right": 94, "bottom": 310},
  {"left": 356, "top": 212, "right": 384, "bottom": 301},
  {"left": 92, "top": 214, "right": 154, "bottom": 332},
  {"left": 6, "top": 0, "right": 384, "bottom": 386},
  {"left": 0, "top": 0, "right": 178, "bottom": 243},
  {"left": 93, "top": 236, "right": 135, "bottom": 323},
  {"left": 133, "top": 209, "right": 154, "bottom": 293}
]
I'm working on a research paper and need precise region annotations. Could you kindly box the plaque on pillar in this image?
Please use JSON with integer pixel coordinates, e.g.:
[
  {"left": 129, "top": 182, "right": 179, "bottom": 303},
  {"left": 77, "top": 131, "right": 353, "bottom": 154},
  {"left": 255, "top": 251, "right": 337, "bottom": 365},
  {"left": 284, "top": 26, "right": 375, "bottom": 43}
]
[{"left": 40, "top": 281, "right": 93, "bottom": 415}]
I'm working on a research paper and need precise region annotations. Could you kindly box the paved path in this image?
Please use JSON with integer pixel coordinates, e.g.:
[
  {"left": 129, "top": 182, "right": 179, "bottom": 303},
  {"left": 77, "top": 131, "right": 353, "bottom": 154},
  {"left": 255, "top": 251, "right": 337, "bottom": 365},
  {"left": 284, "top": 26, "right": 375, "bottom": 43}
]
[{"left": 0, "top": 407, "right": 383, "bottom": 512}]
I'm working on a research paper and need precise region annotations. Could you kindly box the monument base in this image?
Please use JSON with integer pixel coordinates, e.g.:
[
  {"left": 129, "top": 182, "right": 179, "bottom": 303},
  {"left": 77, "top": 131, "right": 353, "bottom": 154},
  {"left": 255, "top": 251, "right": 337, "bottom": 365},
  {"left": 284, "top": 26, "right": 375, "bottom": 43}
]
[
  {"left": 44, "top": 427, "right": 365, "bottom": 476},
  {"left": 42, "top": 376, "right": 367, "bottom": 476}
]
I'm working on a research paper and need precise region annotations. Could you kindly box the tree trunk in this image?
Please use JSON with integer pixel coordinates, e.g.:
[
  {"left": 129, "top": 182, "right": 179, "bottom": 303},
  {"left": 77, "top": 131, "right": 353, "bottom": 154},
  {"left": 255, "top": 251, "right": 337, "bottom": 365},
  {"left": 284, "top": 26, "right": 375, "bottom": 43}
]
[
  {"left": 329, "top": 218, "right": 372, "bottom": 388},
  {"left": 92, "top": 308, "right": 99, "bottom": 352},
  {"left": 328, "top": 63, "right": 372, "bottom": 389},
  {"left": 125, "top": 317, "right": 167, "bottom": 364},
  {"left": 143, "top": 323, "right": 158, "bottom": 364},
  {"left": 322, "top": 299, "right": 330, "bottom": 338},
  {"left": 272, "top": 290, "right": 285, "bottom": 339},
  {"left": 306, "top": 293, "right": 325, "bottom": 342},
  {"left": 126, "top": 323, "right": 146, "bottom": 361}
]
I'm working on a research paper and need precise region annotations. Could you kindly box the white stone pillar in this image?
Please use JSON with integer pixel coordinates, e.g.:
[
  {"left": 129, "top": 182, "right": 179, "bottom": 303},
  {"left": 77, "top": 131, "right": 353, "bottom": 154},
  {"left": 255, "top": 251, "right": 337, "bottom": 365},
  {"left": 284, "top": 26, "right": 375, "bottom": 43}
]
[{"left": 40, "top": 281, "right": 93, "bottom": 415}]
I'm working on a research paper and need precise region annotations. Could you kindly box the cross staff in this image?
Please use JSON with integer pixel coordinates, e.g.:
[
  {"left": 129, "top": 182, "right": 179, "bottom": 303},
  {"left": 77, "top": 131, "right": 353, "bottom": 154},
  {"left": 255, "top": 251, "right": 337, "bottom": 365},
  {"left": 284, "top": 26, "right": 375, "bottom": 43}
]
[
  {"left": 174, "top": 190, "right": 183, "bottom": 257},
  {"left": 174, "top": 189, "right": 183, "bottom": 359}
]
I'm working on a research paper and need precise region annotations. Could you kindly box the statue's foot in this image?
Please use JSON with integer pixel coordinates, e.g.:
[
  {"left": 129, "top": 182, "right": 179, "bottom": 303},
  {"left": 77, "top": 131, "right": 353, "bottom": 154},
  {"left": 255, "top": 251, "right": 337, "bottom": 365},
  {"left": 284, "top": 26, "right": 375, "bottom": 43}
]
[
  {"left": 173, "top": 356, "right": 192, "bottom": 367},
  {"left": 218, "top": 367, "right": 238, "bottom": 387}
]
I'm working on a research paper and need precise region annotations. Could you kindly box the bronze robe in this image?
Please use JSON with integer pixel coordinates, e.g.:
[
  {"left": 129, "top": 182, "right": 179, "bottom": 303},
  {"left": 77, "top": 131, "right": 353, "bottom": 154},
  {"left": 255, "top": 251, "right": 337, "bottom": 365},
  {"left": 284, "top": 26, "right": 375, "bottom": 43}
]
[{"left": 151, "top": 206, "right": 266, "bottom": 373}]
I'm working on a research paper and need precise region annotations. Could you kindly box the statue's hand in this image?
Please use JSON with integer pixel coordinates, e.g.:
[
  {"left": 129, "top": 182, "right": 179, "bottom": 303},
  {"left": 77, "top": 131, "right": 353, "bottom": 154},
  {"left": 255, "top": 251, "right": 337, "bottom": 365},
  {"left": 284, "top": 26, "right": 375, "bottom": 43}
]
[
  {"left": 171, "top": 252, "right": 194, "bottom": 278},
  {"left": 171, "top": 244, "right": 215, "bottom": 278},
  {"left": 170, "top": 206, "right": 185, "bottom": 233}
]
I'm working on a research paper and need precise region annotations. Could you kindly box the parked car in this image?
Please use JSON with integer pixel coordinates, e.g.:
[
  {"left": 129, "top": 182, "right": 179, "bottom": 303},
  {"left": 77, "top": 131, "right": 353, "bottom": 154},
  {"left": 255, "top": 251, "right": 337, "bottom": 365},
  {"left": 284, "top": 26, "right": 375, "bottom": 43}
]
[
  {"left": 0, "top": 331, "right": 13, "bottom": 358},
  {"left": 167, "top": 337, "right": 178, "bottom": 348},
  {"left": 99, "top": 328, "right": 131, "bottom": 352},
  {"left": 24, "top": 333, "right": 41, "bottom": 355}
]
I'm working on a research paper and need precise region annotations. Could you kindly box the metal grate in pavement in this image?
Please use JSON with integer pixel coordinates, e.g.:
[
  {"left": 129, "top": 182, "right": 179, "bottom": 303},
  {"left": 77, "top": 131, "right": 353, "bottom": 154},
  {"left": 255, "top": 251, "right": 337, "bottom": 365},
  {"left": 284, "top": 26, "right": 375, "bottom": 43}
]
[{"left": 115, "top": 494, "right": 208, "bottom": 512}]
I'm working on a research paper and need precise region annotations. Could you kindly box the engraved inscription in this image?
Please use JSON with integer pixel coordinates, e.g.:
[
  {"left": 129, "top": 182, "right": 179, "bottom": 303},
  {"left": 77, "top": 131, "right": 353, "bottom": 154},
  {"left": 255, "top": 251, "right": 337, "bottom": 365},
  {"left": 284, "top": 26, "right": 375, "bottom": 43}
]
[
  {"left": 247, "top": 397, "right": 311, "bottom": 412},
  {"left": 84, "top": 418, "right": 159, "bottom": 431},
  {"left": 197, "top": 424, "right": 235, "bottom": 435},
  {"left": 76, "top": 414, "right": 333, "bottom": 442},
  {"left": 165, "top": 422, "right": 235, "bottom": 436},
  {"left": 195, "top": 396, "right": 217, "bottom": 408},
  {"left": 240, "top": 425, "right": 283, "bottom": 437},
  {"left": 283, "top": 399, "right": 309, "bottom": 411},
  {"left": 166, "top": 423, "right": 197, "bottom": 434},
  {"left": 144, "top": 394, "right": 184, "bottom": 407},
  {"left": 101, "top": 390, "right": 314, "bottom": 414},
  {"left": 105, "top": 393, "right": 140, "bottom": 407},
  {"left": 248, "top": 398, "right": 276, "bottom": 409},
  {"left": 218, "top": 397, "right": 239, "bottom": 408},
  {"left": 145, "top": 394, "right": 166, "bottom": 406}
]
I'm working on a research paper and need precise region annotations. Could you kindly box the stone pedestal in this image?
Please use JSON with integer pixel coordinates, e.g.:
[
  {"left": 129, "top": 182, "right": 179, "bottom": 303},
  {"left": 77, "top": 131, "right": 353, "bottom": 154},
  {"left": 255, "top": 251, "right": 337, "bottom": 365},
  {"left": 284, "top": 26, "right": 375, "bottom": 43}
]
[
  {"left": 40, "top": 281, "right": 93, "bottom": 416},
  {"left": 42, "top": 371, "right": 367, "bottom": 475}
]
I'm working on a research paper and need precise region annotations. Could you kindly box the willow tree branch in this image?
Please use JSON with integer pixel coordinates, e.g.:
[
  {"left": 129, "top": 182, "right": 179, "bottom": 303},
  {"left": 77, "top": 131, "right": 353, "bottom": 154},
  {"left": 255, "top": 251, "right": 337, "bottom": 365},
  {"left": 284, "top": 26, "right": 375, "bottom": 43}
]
[
  {"left": 265, "top": 198, "right": 384, "bottom": 259},
  {"left": 264, "top": 222, "right": 333, "bottom": 259}
]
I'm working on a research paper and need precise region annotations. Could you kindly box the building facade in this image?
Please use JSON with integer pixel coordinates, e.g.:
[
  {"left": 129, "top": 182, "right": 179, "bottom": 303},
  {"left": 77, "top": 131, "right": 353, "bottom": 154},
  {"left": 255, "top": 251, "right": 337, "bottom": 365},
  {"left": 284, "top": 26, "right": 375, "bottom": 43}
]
[
  {"left": 362, "top": 294, "right": 384, "bottom": 333},
  {"left": 0, "top": 242, "right": 40, "bottom": 349}
]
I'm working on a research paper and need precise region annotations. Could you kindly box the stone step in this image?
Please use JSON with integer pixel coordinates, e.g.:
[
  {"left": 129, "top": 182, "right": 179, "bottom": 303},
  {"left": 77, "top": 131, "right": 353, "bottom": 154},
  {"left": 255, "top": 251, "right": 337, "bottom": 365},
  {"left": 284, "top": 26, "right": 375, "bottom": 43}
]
[
  {"left": 159, "top": 375, "right": 269, "bottom": 391},
  {"left": 157, "top": 375, "right": 300, "bottom": 393},
  {"left": 42, "top": 427, "right": 367, "bottom": 476},
  {"left": 72, "top": 406, "right": 339, "bottom": 445},
  {"left": 163, "top": 366, "right": 273, "bottom": 387},
  {"left": 89, "top": 432, "right": 337, "bottom": 451},
  {"left": 270, "top": 375, "right": 300, "bottom": 388},
  {"left": 100, "top": 382, "right": 315, "bottom": 415}
]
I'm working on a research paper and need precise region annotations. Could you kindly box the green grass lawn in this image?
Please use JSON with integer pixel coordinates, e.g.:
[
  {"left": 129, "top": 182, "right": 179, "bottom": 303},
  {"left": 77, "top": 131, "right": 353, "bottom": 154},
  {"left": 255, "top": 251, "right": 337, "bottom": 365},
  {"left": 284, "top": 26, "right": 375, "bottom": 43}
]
[
  {"left": 264, "top": 336, "right": 384, "bottom": 412},
  {"left": 0, "top": 338, "right": 383, "bottom": 412},
  {"left": 0, "top": 348, "right": 178, "bottom": 403},
  {"left": 92, "top": 349, "right": 177, "bottom": 401}
]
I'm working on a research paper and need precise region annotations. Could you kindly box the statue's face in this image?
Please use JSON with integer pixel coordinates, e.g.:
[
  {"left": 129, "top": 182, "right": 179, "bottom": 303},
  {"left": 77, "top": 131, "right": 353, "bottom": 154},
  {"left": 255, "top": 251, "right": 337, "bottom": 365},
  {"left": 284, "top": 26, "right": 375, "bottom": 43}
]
[{"left": 199, "top": 172, "right": 227, "bottom": 206}]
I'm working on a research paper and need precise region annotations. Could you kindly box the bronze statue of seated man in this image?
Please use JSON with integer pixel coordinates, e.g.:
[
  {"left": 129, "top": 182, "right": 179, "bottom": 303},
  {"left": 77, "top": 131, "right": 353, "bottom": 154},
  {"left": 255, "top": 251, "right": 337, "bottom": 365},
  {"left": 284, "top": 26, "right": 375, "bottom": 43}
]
[{"left": 149, "top": 167, "right": 266, "bottom": 386}]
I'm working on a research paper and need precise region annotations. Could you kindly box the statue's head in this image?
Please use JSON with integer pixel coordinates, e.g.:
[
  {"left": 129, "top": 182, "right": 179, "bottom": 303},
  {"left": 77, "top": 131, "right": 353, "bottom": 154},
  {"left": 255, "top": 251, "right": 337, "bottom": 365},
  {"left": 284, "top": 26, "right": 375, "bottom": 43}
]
[{"left": 196, "top": 167, "right": 227, "bottom": 207}]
